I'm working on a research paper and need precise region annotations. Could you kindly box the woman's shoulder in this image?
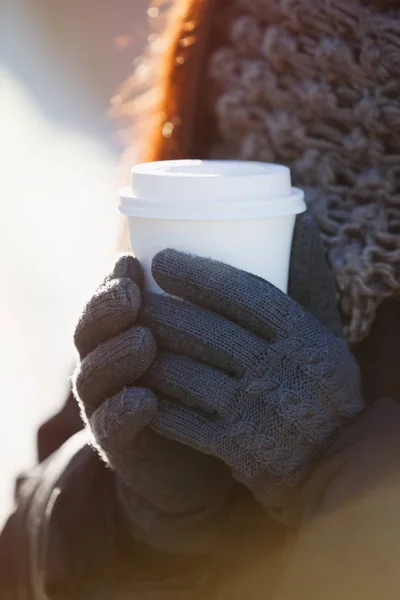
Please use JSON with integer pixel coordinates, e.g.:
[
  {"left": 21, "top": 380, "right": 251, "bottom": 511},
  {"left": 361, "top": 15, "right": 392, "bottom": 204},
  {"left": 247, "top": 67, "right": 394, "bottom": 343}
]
[{"left": 37, "top": 388, "right": 82, "bottom": 463}]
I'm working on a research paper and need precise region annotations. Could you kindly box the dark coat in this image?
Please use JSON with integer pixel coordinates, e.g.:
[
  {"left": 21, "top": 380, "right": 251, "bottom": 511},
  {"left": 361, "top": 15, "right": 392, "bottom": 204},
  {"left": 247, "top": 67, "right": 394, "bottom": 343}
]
[{"left": 1, "top": 301, "right": 399, "bottom": 599}]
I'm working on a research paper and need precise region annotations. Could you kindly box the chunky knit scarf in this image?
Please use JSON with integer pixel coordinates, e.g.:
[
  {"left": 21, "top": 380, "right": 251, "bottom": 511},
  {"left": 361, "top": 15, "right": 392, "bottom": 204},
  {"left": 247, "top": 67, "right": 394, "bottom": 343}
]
[{"left": 208, "top": 0, "right": 400, "bottom": 344}]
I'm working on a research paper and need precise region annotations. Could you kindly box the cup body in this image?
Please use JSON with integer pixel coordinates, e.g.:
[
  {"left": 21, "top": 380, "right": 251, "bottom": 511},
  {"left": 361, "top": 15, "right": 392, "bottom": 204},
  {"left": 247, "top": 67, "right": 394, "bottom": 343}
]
[{"left": 126, "top": 215, "right": 297, "bottom": 293}]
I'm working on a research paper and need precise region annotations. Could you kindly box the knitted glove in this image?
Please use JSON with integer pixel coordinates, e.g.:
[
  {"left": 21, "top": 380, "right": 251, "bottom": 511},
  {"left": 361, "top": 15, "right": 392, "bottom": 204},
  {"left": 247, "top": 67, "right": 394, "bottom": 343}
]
[
  {"left": 140, "top": 215, "right": 364, "bottom": 509},
  {"left": 73, "top": 255, "right": 232, "bottom": 553}
]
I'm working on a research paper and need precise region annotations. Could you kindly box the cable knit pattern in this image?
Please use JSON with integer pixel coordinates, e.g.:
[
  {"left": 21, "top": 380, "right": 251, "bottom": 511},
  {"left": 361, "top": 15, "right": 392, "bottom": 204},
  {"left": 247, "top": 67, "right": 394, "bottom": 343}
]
[
  {"left": 141, "top": 249, "right": 364, "bottom": 508},
  {"left": 208, "top": 0, "right": 400, "bottom": 343}
]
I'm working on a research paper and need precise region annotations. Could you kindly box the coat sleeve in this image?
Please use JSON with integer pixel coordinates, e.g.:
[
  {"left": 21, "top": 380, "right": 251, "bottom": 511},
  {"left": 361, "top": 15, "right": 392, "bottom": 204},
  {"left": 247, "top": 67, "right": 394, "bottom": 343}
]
[
  {"left": 272, "top": 397, "right": 400, "bottom": 600},
  {"left": 0, "top": 429, "right": 215, "bottom": 599},
  {"left": 0, "top": 431, "right": 117, "bottom": 598}
]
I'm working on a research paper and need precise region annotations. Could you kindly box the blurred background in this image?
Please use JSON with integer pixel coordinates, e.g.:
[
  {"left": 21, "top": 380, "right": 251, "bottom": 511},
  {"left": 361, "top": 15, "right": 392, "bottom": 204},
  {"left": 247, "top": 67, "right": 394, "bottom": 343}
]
[{"left": 0, "top": 0, "right": 149, "bottom": 524}]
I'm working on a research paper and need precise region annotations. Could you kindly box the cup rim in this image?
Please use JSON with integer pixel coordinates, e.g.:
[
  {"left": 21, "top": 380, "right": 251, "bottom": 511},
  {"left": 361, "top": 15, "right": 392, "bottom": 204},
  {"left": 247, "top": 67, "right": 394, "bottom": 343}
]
[{"left": 119, "top": 186, "right": 306, "bottom": 220}]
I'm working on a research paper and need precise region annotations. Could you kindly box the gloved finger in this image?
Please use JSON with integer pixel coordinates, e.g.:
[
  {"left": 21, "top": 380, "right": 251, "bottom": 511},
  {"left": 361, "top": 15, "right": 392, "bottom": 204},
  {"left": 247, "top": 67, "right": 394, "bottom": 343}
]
[
  {"left": 91, "top": 388, "right": 232, "bottom": 515},
  {"left": 140, "top": 292, "right": 268, "bottom": 377},
  {"left": 105, "top": 254, "right": 144, "bottom": 289},
  {"left": 73, "top": 326, "right": 156, "bottom": 416},
  {"left": 74, "top": 277, "right": 141, "bottom": 359},
  {"left": 89, "top": 386, "right": 157, "bottom": 458},
  {"left": 116, "top": 425, "right": 232, "bottom": 513},
  {"left": 289, "top": 211, "right": 343, "bottom": 337},
  {"left": 151, "top": 249, "right": 299, "bottom": 342},
  {"left": 141, "top": 352, "right": 239, "bottom": 419},
  {"left": 152, "top": 397, "right": 220, "bottom": 457}
]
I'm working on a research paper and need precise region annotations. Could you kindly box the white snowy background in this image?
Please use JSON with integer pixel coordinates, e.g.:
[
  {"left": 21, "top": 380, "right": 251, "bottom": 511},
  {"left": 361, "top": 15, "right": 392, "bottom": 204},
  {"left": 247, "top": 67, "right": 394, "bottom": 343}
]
[{"left": 0, "top": 0, "right": 147, "bottom": 525}]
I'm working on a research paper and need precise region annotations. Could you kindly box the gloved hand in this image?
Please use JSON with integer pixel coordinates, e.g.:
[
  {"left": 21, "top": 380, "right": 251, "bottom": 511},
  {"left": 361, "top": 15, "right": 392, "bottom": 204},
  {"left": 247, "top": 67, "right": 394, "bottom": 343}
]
[
  {"left": 140, "top": 213, "right": 364, "bottom": 509},
  {"left": 72, "top": 255, "right": 232, "bottom": 554}
]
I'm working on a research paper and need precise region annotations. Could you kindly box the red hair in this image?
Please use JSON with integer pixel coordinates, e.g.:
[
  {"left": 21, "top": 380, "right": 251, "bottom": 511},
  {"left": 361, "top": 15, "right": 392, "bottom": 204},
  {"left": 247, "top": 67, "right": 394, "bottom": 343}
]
[{"left": 113, "top": 0, "right": 216, "bottom": 172}]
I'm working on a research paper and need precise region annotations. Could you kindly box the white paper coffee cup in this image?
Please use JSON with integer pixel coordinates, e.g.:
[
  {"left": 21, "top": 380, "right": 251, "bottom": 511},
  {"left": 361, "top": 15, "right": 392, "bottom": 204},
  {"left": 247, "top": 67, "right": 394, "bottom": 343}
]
[{"left": 119, "top": 160, "right": 306, "bottom": 294}]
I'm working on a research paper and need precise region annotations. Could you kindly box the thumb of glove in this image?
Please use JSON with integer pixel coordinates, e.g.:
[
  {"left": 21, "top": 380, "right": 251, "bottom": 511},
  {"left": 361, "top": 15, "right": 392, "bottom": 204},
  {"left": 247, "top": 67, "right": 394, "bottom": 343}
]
[
  {"left": 289, "top": 209, "right": 343, "bottom": 337},
  {"left": 89, "top": 387, "right": 157, "bottom": 484}
]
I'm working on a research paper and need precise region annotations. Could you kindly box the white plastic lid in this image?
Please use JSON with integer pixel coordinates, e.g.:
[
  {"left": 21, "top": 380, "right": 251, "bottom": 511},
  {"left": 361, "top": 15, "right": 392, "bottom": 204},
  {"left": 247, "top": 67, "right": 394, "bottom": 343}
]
[{"left": 119, "top": 160, "right": 305, "bottom": 220}]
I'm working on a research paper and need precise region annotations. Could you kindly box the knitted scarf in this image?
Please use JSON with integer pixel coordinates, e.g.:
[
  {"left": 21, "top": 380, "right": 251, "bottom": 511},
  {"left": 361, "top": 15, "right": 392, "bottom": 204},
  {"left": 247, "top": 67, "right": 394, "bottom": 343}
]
[{"left": 208, "top": 0, "right": 400, "bottom": 344}]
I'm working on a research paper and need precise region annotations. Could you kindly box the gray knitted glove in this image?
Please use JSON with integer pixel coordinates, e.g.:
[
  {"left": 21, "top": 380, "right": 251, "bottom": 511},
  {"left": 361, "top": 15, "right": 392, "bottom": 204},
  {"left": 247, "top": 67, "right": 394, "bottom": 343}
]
[
  {"left": 72, "top": 255, "right": 232, "bottom": 553},
  {"left": 73, "top": 255, "right": 157, "bottom": 450},
  {"left": 140, "top": 216, "right": 364, "bottom": 509}
]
